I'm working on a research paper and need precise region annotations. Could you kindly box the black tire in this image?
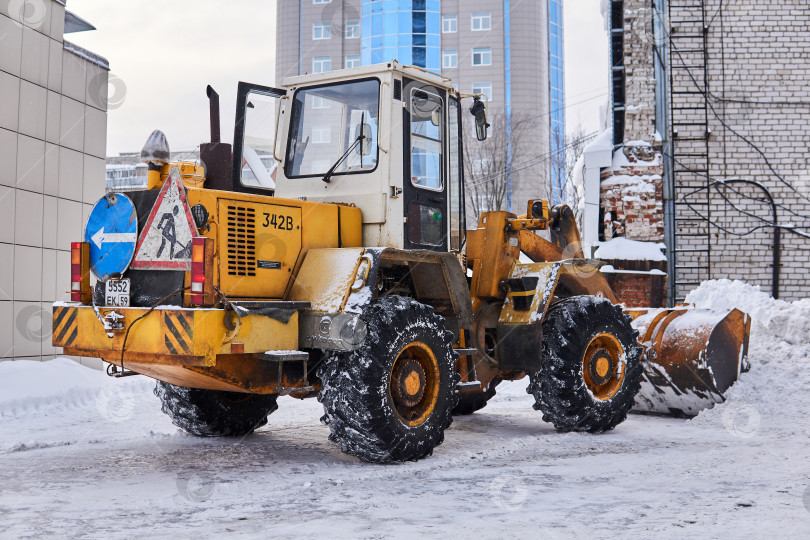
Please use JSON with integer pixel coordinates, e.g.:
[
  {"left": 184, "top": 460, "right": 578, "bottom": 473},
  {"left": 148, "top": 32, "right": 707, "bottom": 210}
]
[
  {"left": 154, "top": 382, "right": 279, "bottom": 437},
  {"left": 452, "top": 377, "right": 502, "bottom": 415},
  {"left": 527, "top": 296, "right": 643, "bottom": 433},
  {"left": 317, "top": 296, "right": 459, "bottom": 463}
]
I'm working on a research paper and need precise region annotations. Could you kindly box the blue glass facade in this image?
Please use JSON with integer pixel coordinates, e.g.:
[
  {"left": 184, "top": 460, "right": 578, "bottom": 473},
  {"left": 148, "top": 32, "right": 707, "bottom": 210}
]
[
  {"left": 361, "top": 0, "right": 441, "bottom": 71},
  {"left": 549, "top": 0, "right": 566, "bottom": 204}
]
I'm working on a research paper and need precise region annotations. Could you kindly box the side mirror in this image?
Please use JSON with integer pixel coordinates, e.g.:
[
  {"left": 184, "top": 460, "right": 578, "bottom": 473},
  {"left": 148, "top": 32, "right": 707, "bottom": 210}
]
[{"left": 471, "top": 97, "right": 490, "bottom": 141}]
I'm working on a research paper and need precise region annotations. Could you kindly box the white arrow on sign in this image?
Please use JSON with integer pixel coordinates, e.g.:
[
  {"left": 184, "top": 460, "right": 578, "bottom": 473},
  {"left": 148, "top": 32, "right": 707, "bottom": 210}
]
[{"left": 91, "top": 228, "right": 137, "bottom": 249}]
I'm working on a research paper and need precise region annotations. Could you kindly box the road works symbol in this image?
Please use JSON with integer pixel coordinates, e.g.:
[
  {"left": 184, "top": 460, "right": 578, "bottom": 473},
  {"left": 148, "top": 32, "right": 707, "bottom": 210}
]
[
  {"left": 132, "top": 167, "right": 198, "bottom": 271},
  {"left": 84, "top": 193, "right": 138, "bottom": 281}
]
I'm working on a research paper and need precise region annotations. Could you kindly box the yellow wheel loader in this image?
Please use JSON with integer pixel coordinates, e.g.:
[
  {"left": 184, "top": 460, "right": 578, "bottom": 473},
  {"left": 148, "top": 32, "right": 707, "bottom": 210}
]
[{"left": 54, "top": 63, "right": 750, "bottom": 463}]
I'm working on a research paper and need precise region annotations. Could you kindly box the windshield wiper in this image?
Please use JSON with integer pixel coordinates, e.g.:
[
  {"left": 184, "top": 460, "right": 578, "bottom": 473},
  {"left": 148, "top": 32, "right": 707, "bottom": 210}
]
[{"left": 322, "top": 112, "right": 366, "bottom": 184}]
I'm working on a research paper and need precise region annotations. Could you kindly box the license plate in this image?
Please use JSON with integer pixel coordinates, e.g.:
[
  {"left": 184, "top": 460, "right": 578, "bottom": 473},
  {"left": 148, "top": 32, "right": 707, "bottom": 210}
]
[{"left": 105, "top": 278, "right": 131, "bottom": 307}]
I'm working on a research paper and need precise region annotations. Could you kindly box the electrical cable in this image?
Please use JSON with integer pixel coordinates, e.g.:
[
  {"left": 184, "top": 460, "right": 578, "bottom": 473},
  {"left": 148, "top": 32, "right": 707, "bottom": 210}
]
[
  {"left": 465, "top": 131, "right": 599, "bottom": 188},
  {"left": 664, "top": 148, "right": 810, "bottom": 228},
  {"left": 119, "top": 286, "right": 190, "bottom": 370},
  {"left": 657, "top": 3, "right": 810, "bottom": 207}
]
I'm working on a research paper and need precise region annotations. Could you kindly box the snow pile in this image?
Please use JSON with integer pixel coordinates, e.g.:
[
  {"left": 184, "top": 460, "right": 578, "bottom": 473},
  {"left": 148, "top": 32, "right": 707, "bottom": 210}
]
[
  {"left": 687, "top": 279, "right": 810, "bottom": 346},
  {"left": 686, "top": 280, "right": 810, "bottom": 432},
  {"left": 594, "top": 237, "right": 667, "bottom": 261},
  {"left": 0, "top": 357, "right": 148, "bottom": 419},
  {"left": 600, "top": 264, "right": 666, "bottom": 275}
]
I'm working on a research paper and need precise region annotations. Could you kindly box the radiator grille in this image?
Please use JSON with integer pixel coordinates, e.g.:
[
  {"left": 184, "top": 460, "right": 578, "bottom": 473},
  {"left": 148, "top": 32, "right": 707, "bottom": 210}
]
[{"left": 226, "top": 206, "right": 256, "bottom": 276}]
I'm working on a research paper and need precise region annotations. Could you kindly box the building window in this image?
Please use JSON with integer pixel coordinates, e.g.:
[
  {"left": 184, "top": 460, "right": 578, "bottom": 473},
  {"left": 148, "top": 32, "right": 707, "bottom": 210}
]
[
  {"left": 345, "top": 20, "right": 360, "bottom": 39},
  {"left": 313, "top": 0, "right": 330, "bottom": 4},
  {"left": 313, "top": 56, "right": 331, "bottom": 73},
  {"left": 442, "top": 14, "right": 457, "bottom": 33},
  {"left": 312, "top": 96, "right": 331, "bottom": 109},
  {"left": 313, "top": 22, "right": 331, "bottom": 40},
  {"left": 472, "top": 47, "right": 491, "bottom": 66},
  {"left": 472, "top": 158, "right": 492, "bottom": 175},
  {"left": 471, "top": 12, "right": 491, "bottom": 31},
  {"left": 472, "top": 82, "right": 493, "bottom": 102},
  {"left": 312, "top": 126, "right": 332, "bottom": 144},
  {"left": 345, "top": 54, "right": 360, "bottom": 68},
  {"left": 442, "top": 50, "right": 458, "bottom": 69}
]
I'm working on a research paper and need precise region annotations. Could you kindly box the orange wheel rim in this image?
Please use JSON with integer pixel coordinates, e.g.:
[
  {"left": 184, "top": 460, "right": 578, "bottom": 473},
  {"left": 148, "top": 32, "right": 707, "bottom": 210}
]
[
  {"left": 390, "top": 342, "right": 440, "bottom": 427},
  {"left": 582, "top": 333, "right": 626, "bottom": 401}
]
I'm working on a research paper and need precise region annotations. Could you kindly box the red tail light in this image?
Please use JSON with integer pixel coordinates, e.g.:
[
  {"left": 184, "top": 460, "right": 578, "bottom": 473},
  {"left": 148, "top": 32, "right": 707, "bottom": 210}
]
[
  {"left": 71, "top": 242, "right": 91, "bottom": 304},
  {"left": 190, "top": 237, "right": 207, "bottom": 305}
]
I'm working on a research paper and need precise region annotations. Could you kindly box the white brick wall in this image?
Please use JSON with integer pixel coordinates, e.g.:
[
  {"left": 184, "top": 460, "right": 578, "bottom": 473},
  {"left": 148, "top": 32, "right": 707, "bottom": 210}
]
[
  {"left": 698, "top": 0, "right": 810, "bottom": 301},
  {"left": 619, "top": 0, "right": 810, "bottom": 301},
  {"left": 622, "top": 0, "right": 657, "bottom": 142}
]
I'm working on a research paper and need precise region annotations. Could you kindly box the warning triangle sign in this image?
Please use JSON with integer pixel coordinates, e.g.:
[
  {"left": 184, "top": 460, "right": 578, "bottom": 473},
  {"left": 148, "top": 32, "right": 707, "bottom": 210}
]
[{"left": 131, "top": 167, "right": 198, "bottom": 270}]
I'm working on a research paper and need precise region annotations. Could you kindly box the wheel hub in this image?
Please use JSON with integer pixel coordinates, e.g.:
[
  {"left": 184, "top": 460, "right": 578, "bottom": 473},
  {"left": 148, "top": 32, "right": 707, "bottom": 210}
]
[
  {"left": 392, "top": 358, "right": 426, "bottom": 408},
  {"left": 582, "top": 333, "right": 626, "bottom": 401},
  {"left": 587, "top": 349, "right": 614, "bottom": 386}
]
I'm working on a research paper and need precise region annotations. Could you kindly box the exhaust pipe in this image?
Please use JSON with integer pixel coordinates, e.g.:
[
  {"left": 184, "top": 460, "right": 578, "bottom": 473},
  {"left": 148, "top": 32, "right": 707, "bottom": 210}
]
[
  {"left": 200, "top": 85, "right": 232, "bottom": 191},
  {"left": 206, "top": 85, "right": 221, "bottom": 143}
]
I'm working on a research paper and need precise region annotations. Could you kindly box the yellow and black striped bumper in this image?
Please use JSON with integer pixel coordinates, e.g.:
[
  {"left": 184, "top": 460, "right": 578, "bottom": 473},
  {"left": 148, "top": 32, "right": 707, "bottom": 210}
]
[
  {"left": 52, "top": 304, "right": 80, "bottom": 349},
  {"left": 52, "top": 304, "right": 299, "bottom": 367}
]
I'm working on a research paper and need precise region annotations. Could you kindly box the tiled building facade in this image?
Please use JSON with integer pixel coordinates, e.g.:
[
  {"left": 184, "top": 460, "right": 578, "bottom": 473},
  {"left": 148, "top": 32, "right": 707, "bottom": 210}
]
[{"left": 1, "top": 0, "right": 108, "bottom": 364}]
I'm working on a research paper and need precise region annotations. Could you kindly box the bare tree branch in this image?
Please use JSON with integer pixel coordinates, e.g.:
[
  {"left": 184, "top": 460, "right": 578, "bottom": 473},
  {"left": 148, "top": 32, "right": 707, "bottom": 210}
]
[{"left": 462, "top": 112, "right": 541, "bottom": 224}]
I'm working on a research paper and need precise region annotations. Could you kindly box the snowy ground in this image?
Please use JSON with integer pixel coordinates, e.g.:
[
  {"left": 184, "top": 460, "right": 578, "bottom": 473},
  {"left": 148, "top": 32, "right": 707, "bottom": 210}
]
[{"left": 1, "top": 281, "right": 809, "bottom": 538}]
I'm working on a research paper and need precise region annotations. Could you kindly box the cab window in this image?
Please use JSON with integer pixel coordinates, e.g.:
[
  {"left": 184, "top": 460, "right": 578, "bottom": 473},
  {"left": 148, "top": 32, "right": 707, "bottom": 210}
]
[
  {"left": 285, "top": 79, "right": 380, "bottom": 179},
  {"left": 409, "top": 89, "right": 443, "bottom": 191},
  {"left": 240, "top": 89, "right": 281, "bottom": 189}
]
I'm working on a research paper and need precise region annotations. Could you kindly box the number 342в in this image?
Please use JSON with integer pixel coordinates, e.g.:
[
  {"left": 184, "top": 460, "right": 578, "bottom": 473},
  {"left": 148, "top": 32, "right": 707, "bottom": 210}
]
[{"left": 262, "top": 213, "right": 294, "bottom": 231}]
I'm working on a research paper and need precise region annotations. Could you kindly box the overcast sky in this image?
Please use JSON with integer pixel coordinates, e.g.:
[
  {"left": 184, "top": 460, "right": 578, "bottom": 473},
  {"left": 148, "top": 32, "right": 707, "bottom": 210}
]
[{"left": 68, "top": 0, "right": 608, "bottom": 156}]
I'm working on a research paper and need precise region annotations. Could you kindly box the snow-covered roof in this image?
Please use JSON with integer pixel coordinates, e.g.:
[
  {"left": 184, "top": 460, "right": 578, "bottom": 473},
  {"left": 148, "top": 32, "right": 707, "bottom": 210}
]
[
  {"left": 594, "top": 237, "right": 667, "bottom": 262},
  {"left": 623, "top": 140, "right": 653, "bottom": 147},
  {"left": 63, "top": 40, "right": 109, "bottom": 70},
  {"left": 585, "top": 129, "right": 614, "bottom": 154}
]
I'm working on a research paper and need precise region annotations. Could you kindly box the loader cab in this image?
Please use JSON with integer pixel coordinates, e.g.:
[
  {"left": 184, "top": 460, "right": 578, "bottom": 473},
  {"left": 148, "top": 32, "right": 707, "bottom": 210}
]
[{"left": 234, "top": 62, "right": 471, "bottom": 253}]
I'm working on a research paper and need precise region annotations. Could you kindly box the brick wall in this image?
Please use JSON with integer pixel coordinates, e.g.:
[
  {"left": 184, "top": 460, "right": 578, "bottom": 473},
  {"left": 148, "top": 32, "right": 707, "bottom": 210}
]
[
  {"left": 614, "top": 0, "right": 810, "bottom": 301},
  {"left": 605, "top": 273, "right": 667, "bottom": 308},
  {"left": 601, "top": 259, "right": 667, "bottom": 308},
  {"left": 622, "top": 0, "right": 657, "bottom": 142},
  {"left": 600, "top": 143, "right": 665, "bottom": 243},
  {"left": 700, "top": 0, "right": 810, "bottom": 301}
]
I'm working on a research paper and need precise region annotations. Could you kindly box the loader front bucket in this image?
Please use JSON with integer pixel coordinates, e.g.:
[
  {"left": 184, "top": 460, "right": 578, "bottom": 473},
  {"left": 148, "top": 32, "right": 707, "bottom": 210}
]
[{"left": 629, "top": 308, "right": 751, "bottom": 417}]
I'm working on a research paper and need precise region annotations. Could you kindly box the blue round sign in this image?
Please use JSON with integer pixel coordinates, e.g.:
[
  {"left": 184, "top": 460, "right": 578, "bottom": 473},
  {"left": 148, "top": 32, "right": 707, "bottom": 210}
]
[{"left": 84, "top": 194, "right": 138, "bottom": 280}]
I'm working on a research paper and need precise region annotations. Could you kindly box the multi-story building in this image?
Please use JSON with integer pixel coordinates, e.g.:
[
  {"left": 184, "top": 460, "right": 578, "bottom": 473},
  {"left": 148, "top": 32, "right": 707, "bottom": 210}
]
[
  {"left": 1, "top": 0, "right": 109, "bottom": 364},
  {"left": 601, "top": 0, "right": 810, "bottom": 303},
  {"left": 276, "top": 0, "right": 563, "bottom": 217}
]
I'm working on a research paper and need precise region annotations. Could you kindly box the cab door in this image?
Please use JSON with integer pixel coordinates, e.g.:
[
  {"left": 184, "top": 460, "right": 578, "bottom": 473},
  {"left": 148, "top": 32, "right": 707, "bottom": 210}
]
[
  {"left": 403, "top": 82, "right": 448, "bottom": 251},
  {"left": 232, "top": 81, "right": 287, "bottom": 196}
]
